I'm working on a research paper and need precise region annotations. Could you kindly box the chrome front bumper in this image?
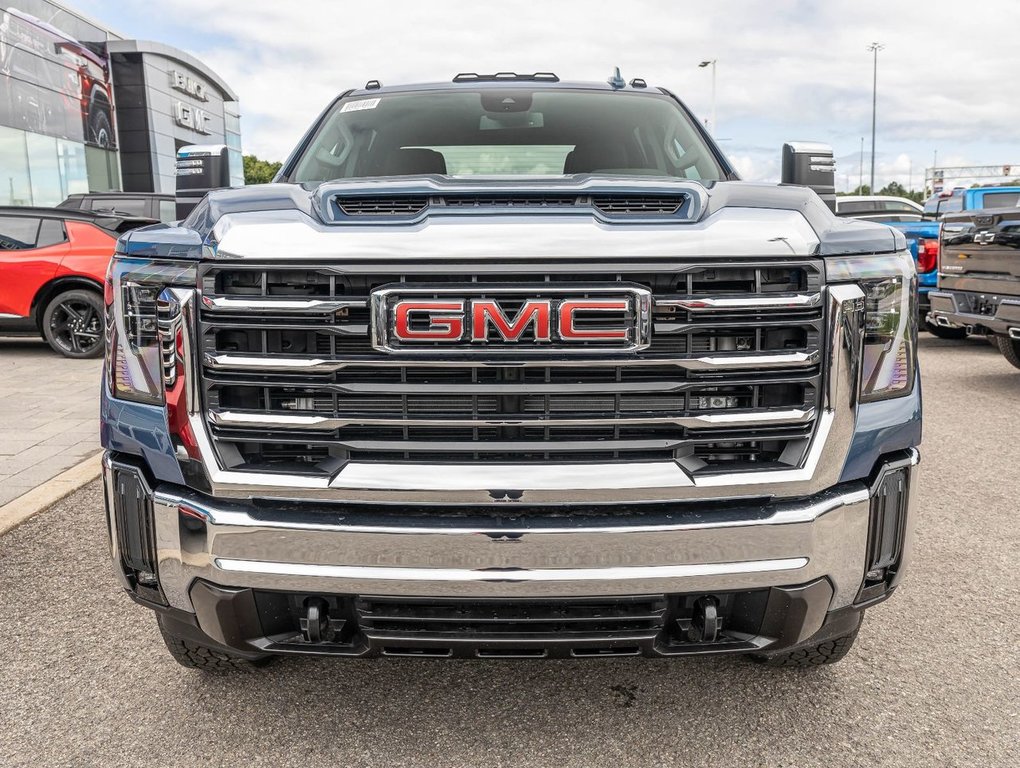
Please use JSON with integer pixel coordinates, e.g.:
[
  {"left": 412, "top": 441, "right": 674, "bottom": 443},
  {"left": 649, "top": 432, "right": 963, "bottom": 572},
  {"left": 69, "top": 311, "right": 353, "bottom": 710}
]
[{"left": 104, "top": 450, "right": 919, "bottom": 616}]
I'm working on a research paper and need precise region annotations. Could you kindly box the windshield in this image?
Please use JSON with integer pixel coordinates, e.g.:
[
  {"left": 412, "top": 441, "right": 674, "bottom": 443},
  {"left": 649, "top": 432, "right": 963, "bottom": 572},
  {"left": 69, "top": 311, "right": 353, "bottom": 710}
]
[
  {"left": 924, "top": 191, "right": 963, "bottom": 216},
  {"left": 288, "top": 88, "right": 725, "bottom": 183}
]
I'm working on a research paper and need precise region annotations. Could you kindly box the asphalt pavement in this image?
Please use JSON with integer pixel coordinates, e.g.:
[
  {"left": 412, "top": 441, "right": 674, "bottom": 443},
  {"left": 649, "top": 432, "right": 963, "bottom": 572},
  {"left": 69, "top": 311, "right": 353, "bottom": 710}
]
[{"left": 0, "top": 334, "right": 1017, "bottom": 768}]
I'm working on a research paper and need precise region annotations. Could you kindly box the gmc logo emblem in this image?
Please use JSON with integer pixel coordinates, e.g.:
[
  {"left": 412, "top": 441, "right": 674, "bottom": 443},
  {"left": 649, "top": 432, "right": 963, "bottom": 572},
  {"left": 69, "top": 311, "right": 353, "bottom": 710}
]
[{"left": 371, "top": 286, "right": 651, "bottom": 354}]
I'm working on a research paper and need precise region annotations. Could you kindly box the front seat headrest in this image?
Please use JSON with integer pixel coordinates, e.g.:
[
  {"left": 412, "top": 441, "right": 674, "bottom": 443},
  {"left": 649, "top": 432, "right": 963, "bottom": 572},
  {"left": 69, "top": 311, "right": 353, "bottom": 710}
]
[
  {"left": 563, "top": 143, "right": 631, "bottom": 174},
  {"left": 383, "top": 148, "right": 448, "bottom": 176}
]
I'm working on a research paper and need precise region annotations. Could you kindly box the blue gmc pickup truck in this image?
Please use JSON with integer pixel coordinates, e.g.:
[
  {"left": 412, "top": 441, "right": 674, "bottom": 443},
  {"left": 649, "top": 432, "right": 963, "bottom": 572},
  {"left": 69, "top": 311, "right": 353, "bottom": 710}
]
[{"left": 100, "top": 73, "right": 921, "bottom": 673}]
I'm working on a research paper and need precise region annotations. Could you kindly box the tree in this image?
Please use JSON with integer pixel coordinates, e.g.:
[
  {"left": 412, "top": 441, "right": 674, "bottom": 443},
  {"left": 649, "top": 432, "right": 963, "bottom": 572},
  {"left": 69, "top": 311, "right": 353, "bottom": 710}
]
[
  {"left": 878, "top": 181, "right": 908, "bottom": 198},
  {"left": 243, "top": 154, "right": 282, "bottom": 185}
]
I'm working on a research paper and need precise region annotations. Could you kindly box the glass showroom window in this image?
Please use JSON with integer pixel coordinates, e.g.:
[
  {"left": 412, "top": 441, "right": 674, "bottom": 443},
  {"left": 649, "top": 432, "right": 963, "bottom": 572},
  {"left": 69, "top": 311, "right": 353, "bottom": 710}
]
[
  {"left": 21, "top": 133, "right": 89, "bottom": 205},
  {"left": 26, "top": 133, "right": 63, "bottom": 206},
  {"left": 0, "top": 127, "right": 32, "bottom": 206},
  {"left": 57, "top": 139, "right": 89, "bottom": 198}
]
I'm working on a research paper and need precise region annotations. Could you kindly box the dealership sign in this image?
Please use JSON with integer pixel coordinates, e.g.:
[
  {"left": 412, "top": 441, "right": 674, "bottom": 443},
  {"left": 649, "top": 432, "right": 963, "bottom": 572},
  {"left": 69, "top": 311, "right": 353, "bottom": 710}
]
[
  {"left": 170, "top": 69, "right": 212, "bottom": 134},
  {"left": 173, "top": 101, "right": 211, "bottom": 134},
  {"left": 170, "top": 70, "right": 209, "bottom": 101}
]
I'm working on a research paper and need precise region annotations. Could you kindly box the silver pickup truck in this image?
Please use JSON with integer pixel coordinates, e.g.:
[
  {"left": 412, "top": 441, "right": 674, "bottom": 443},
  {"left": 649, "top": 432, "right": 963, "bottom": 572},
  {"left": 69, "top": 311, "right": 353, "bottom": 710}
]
[{"left": 102, "top": 72, "right": 921, "bottom": 671}]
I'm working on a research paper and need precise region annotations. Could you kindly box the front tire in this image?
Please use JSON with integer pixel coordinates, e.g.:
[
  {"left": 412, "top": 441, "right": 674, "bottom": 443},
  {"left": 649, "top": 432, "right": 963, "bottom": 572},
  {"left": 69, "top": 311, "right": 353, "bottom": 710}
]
[
  {"left": 41, "top": 288, "right": 104, "bottom": 358},
  {"left": 157, "top": 615, "right": 271, "bottom": 672},
  {"left": 749, "top": 614, "right": 863, "bottom": 668},
  {"left": 996, "top": 334, "right": 1020, "bottom": 370},
  {"left": 88, "top": 106, "right": 112, "bottom": 148}
]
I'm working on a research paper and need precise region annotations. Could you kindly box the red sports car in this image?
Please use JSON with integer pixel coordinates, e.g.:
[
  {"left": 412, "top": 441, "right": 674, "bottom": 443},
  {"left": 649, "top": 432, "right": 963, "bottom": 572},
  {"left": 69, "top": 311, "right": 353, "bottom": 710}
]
[{"left": 0, "top": 207, "right": 154, "bottom": 357}]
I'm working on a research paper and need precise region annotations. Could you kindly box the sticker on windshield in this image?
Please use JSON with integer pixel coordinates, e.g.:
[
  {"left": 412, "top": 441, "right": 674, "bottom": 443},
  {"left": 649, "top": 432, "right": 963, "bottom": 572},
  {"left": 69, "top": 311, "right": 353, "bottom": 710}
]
[{"left": 340, "top": 98, "right": 380, "bottom": 113}]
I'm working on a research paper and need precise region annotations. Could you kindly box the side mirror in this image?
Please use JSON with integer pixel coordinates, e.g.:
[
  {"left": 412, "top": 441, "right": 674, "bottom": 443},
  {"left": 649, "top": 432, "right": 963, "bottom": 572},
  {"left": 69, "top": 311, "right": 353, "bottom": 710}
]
[
  {"left": 782, "top": 142, "right": 836, "bottom": 213},
  {"left": 175, "top": 144, "right": 231, "bottom": 219}
]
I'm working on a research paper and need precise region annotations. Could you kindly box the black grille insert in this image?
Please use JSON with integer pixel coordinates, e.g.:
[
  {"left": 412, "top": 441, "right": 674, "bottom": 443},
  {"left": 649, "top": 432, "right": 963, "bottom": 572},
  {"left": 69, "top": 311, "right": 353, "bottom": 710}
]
[
  {"left": 592, "top": 195, "right": 685, "bottom": 215},
  {"left": 356, "top": 596, "right": 668, "bottom": 639},
  {"left": 337, "top": 196, "right": 429, "bottom": 216}
]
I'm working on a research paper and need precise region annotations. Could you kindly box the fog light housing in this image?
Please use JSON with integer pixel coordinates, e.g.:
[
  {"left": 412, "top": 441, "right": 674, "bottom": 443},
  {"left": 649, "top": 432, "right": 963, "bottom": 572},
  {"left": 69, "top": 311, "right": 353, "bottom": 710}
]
[
  {"left": 107, "top": 464, "right": 165, "bottom": 605},
  {"left": 858, "top": 466, "right": 910, "bottom": 604}
]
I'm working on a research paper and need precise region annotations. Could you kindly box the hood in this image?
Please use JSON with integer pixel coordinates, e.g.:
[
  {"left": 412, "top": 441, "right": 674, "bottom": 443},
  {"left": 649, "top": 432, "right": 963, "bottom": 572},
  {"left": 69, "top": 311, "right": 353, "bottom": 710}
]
[{"left": 118, "top": 176, "right": 903, "bottom": 261}]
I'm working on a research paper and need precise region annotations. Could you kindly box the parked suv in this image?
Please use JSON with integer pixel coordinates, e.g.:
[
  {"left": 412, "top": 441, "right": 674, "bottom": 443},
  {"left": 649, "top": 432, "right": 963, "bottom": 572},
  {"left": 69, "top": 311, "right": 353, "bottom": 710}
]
[
  {"left": 102, "top": 73, "right": 920, "bottom": 671},
  {"left": 0, "top": 207, "right": 155, "bottom": 357},
  {"left": 59, "top": 192, "right": 177, "bottom": 223}
]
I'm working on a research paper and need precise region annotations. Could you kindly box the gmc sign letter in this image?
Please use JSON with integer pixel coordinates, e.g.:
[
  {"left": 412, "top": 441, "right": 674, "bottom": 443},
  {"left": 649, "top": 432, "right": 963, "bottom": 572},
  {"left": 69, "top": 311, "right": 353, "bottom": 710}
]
[
  {"left": 471, "top": 300, "right": 552, "bottom": 342},
  {"left": 394, "top": 300, "right": 465, "bottom": 340}
]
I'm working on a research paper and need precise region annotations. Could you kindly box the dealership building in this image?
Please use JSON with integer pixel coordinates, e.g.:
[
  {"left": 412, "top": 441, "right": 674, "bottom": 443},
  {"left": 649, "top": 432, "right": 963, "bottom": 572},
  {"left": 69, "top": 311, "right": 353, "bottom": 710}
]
[{"left": 0, "top": 0, "right": 242, "bottom": 207}]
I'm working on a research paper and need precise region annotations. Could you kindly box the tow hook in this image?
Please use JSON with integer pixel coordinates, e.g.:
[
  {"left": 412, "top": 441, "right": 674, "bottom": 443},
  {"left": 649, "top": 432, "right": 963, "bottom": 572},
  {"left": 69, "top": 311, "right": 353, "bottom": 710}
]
[
  {"left": 687, "top": 596, "right": 722, "bottom": 643},
  {"left": 300, "top": 597, "right": 346, "bottom": 643}
]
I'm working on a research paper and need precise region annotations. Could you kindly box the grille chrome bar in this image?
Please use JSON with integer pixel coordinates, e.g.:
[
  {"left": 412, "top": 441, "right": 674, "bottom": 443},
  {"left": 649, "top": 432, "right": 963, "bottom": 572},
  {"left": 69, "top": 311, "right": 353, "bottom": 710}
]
[
  {"left": 204, "top": 374, "right": 815, "bottom": 396},
  {"left": 202, "top": 296, "right": 368, "bottom": 313},
  {"left": 208, "top": 407, "right": 815, "bottom": 431},
  {"left": 656, "top": 293, "right": 822, "bottom": 311},
  {"left": 203, "top": 349, "right": 821, "bottom": 372}
]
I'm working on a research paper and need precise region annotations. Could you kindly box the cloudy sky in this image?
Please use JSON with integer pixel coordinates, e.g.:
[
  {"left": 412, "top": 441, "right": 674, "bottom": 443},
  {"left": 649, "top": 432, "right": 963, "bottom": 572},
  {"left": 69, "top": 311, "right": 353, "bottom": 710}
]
[{"left": 77, "top": 0, "right": 1020, "bottom": 191}]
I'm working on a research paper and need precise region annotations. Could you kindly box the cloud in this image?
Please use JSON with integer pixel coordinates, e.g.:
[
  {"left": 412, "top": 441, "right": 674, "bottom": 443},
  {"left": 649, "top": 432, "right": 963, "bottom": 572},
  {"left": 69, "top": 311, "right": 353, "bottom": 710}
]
[{"left": 86, "top": 0, "right": 1020, "bottom": 190}]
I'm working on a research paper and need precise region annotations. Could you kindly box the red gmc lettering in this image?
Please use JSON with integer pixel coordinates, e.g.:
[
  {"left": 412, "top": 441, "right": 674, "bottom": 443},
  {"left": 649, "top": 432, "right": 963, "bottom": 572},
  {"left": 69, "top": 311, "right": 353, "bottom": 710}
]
[
  {"left": 394, "top": 300, "right": 465, "bottom": 340},
  {"left": 471, "top": 300, "right": 552, "bottom": 342},
  {"left": 558, "top": 300, "right": 630, "bottom": 340}
]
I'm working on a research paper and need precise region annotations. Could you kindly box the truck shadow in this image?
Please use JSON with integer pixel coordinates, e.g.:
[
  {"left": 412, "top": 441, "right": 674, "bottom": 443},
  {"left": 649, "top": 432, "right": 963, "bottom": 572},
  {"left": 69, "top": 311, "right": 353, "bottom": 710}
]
[{"left": 174, "top": 651, "right": 848, "bottom": 751}]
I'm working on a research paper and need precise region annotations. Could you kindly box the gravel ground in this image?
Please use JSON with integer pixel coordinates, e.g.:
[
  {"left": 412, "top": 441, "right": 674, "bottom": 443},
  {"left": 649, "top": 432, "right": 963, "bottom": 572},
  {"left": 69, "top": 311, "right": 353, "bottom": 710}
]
[{"left": 0, "top": 335, "right": 1017, "bottom": 768}]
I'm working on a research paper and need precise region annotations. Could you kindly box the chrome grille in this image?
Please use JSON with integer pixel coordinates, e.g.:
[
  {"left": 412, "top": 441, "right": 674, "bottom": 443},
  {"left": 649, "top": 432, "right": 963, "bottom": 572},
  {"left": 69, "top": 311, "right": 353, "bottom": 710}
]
[{"left": 197, "top": 261, "right": 824, "bottom": 473}]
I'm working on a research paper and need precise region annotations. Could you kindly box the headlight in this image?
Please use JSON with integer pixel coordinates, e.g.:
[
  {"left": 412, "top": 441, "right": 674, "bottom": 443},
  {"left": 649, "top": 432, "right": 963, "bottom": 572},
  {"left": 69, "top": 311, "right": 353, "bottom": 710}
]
[
  {"left": 826, "top": 251, "right": 917, "bottom": 402},
  {"left": 106, "top": 258, "right": 196, "bottom": 404}
]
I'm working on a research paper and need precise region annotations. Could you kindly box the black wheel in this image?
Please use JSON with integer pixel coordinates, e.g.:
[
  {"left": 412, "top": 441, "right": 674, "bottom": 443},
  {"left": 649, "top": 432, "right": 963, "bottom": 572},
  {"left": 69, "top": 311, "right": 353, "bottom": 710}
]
[
  {"left": 996, "top": 334, "right": 1020, "bottom": 370},
  {"left": 924, "top": 320, "right": 968, "bottom": 340},
  {"left": 157, "top": 615, "right": 271, "bottom": 672},
  {"left": 89, "top": 106, "right": 112, "bottom": 148},
  {"left": 749, "top": 615, "right": 862, "bottom": 668},
  {"left": 41, "top": 288, "right": 104, "bottom": 358}
]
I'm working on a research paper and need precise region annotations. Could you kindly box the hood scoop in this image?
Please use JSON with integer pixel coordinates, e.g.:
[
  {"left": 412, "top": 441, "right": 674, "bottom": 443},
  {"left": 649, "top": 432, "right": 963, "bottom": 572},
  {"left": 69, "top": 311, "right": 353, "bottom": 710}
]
[{"left": 317, "top": 177, "right": 705, "bottom": 225}]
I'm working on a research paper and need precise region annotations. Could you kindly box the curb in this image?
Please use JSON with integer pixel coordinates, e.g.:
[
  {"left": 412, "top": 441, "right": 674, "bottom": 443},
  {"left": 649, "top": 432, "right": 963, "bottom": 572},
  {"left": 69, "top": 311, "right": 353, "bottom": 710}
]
[{"left": 0, "top": 452, "right": 103, "bottom": 536}]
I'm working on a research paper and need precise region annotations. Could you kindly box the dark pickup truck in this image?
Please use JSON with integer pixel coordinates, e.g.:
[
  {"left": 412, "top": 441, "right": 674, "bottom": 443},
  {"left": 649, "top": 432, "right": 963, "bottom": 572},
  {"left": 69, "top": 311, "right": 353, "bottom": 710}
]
[{"left": 928, "top": 205, "right": 1020, "bottom": 368}]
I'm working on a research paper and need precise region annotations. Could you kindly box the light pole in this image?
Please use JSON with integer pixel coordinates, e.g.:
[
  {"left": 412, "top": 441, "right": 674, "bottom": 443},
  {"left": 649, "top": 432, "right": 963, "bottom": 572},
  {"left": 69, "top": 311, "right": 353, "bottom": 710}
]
[
  {"left": 859, "top": 137, "right": 865, "bottom": 193},
  {"left": 698, "top": 60, "right": 716, "bottom": 134},
  {"left": 867, "top": 42, "right": 884, "bottom": 193}
]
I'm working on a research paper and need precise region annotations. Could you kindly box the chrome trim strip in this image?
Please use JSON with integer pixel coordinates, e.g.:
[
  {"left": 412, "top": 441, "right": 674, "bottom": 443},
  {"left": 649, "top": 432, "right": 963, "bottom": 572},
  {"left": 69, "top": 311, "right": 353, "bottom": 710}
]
[
  {"left": 213, "top": 557, "right": 809, "bottom": 583},
  {"left": 0, "top": 312, "right": 26, "bottom": 319},
  {"left": 207, "top": 407, "right": 816, "bottom": 431},
  {"left": 656, "top": 293, "right": 822, "bottom": 311},
  {"left": 201, "top": 296, "right": 367, "bottom": 313},
  {"left": 203, "top": 349, "right": 820, "bottom": 372},
  {"left": 684, "top": 350, "right": 819, "bottom": 370}
]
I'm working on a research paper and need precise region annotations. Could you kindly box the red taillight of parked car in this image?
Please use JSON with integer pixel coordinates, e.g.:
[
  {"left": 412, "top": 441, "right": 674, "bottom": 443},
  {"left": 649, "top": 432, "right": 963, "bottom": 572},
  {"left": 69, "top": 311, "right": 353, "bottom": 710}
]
[{"left": 918, "top": 239, "right": 939, "bottom": 273}]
